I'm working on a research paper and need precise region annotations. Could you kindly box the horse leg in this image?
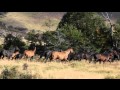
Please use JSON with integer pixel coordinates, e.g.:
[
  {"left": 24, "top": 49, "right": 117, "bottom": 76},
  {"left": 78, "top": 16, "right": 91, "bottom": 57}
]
[
  {"left": 109, "top": 59, "right": 112, "bottom": 64},
  {"left": 49, "top": 57, "right": 52, "bottom": 62},
  {"left": 52, "top": 55, "right": 57, "bottom": 62},
  {"left": 94, "top": 59, "right": 96, "bottom": 64},
  {"left": 30, "top": 56, "right": 34, "bottom": 61},
  {"left": 25, "top": 55, "right": 29, "bottom": 61},
  {"left": 11, "top": 55, "right": 15, "bottom": 60},
  {"left": 44, "top": 56, "right": 49, "bottom": 63},
  {"left": 99, "top": 60, "right": 101, "bottom": 64},
  {"left": 64, "top": 59, "right": 69, "bottom": 63},
  {"left": 103, "top": 60, "right": 105, "bottom": 64},
  {"left": 11, "top": 57, "right": 13, "bottom": 60},
  {"left": 64, "top": 56, "right": 69, "bottom": 62},
  {"left": 8, "top": 56, "right": 11, "bottom": 60},
  {"left": 89, "top": 59, "right": 92, "bottom": 63},
  {"left": 117, "top": 55, "right": 119, "bottom": 61},
  {"left": 1, "top": 55, "right": 4, "bottom": 59},
  {"left": 48, "top": 54, "right": 52, "bottom": 62},
  {"left": 94, "top": 58, "right": 97, "bottom": 64},
  {"left": 44, "top": 54, "right": 50, "bottom": 63},
  {"left": 85, "top": 58, "right": 87, "bottom": 62},
  {"left": 0, "top": 54, "right": 2, "bottom": 59}
]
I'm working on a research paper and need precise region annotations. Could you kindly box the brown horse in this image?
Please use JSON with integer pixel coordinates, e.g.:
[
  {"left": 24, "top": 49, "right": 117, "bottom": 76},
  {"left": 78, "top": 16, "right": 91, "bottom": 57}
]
[
  {"left": 51, "top": 48, "right": 74, "bottom": 61},
  {"left": 94, "top": 52, "right": 113, "bottom": 64},
  {"left": 24, "top": 47, "right": 36, "bottom": 60}
]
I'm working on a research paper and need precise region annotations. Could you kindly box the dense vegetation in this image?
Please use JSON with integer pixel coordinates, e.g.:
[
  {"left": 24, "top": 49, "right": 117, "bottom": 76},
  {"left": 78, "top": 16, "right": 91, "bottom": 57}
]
[
  {"left": 1, "top": 12, "right": 120, "bottom": 53},
  {"left": 43, "top": 12, "right": 120, "bottom": 52}
]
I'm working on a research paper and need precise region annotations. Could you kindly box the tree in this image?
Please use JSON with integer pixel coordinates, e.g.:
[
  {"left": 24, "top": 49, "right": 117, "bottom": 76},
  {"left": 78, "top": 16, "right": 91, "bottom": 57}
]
[
  {"left": 57, "top": 12, "right": 107, "bottom": 50},
  {"left": 3, "top": 34, "right": 25, "bottom": 50},
  {"left": 101, "top": 12, "right": 114, "bottom": 48},
  {"left": 113, "top": 19, "right": 120, "bottom": 48},
  {"left": 43, "top": 12, "right": 109, "bottom": 52},
  {"left": 25, "top": 30, "right": 43, "bottom": 45}
]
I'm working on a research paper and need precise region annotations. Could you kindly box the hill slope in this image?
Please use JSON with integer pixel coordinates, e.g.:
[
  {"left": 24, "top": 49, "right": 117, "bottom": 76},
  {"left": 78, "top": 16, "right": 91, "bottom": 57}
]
[{"left": 1, "top": 12, "right": 66, "bottom": 32}]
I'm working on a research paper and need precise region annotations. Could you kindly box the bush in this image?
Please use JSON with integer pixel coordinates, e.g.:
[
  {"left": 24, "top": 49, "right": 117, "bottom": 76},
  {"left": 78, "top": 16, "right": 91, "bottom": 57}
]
[
  {"left": 3, "top": 34, "right": 26, "bottom": 50},
  {"left": 0, "top": 66, "right": 37, "bottom": 79},
  {"left": 105, "top": 75, "right": 120, "bottom": 79}
]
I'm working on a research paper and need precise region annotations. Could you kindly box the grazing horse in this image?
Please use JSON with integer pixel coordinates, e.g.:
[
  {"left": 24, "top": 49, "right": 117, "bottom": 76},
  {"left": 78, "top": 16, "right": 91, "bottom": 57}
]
[
  {"left": 51, "top": 48, "right": 74, "bottom": 61},
  {"left": 24, "top": 47, "right": 36, "bottom": 60}
]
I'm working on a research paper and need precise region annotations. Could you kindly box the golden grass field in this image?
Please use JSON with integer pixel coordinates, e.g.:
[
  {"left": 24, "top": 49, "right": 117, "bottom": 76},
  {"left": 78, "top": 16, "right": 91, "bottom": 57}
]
[{"left": 0, "top": 59, "right": 120, "bottom": 79}]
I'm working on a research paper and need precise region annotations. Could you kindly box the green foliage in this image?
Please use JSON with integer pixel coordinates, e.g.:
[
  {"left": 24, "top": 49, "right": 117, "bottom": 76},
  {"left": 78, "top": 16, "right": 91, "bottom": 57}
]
[
  {"left": 59, "top": 12, "right": 106, "bottom": 50},
  {"left": 3, "top": 34, "right": 26, "bottom": 49},
  {"left": 42, "top": 31, "right": 58, "bottom": 46},
  {"left": 43, "top": 12, "right": 109, "bottom": 51},
  {"left": 25, "top": 30, "right": 43, "bottom": 45},
  {"left": 58, "top": 24, "right": 85, "bottom": 51},
  {"left": 113, "top": 20, "right": 120, "bottom": 47}
]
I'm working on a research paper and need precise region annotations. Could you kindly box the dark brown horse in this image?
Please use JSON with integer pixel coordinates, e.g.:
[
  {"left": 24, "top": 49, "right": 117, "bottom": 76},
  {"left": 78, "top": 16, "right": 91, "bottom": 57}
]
[
  {"left": 51, "top": 48, "right": 74, "bottom": 61},
  {"left": 94, "top": 52, "right": 113, "bottom": 64},
  {"left": 111, "top": 50, "right": 120, "bottom": 61}
]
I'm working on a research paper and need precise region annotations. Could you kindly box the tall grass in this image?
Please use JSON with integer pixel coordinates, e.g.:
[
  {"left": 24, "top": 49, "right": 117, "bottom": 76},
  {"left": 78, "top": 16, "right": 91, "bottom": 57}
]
[{"left": 0, "top": 60, "right": 119, "bottom": 79}]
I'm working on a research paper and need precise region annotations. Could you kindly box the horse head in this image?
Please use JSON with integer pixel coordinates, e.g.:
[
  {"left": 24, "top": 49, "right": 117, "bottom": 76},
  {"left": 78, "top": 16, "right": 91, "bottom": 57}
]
[{"left": 69, "top": 48, "right": 74, "bottom": 53}]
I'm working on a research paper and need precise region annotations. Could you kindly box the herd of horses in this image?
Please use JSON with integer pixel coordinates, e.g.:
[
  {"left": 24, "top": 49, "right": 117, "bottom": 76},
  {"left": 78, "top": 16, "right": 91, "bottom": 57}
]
[{"left": 0, "top": 45, "right": 120, "bottom": 64}]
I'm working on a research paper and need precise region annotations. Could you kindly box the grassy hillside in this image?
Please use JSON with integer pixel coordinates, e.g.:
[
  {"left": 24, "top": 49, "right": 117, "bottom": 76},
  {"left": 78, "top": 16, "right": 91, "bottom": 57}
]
[{"left": 1, "top": 12, "right": 65, "bottom": 32}]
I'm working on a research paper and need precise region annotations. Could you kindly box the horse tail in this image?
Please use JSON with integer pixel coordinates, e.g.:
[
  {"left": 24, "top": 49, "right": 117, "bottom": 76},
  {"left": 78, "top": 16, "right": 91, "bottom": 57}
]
[{"left": 48, "top": 51, "right": 53, "bottom": 61}]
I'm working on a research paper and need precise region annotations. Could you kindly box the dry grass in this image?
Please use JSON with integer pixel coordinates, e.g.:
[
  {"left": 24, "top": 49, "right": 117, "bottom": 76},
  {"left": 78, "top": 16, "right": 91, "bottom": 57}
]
[{"left": 0, "top": 59, "right": 120, "bottom": 79}]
